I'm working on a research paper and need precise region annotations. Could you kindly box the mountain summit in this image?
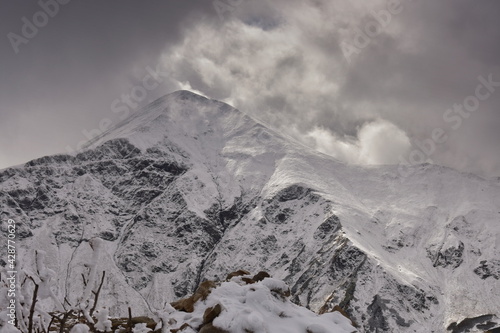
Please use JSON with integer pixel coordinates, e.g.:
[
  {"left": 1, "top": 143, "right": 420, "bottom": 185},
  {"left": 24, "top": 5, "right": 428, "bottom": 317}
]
[{"left": 1, "top": 91, "right": 499, "bottom": 332}]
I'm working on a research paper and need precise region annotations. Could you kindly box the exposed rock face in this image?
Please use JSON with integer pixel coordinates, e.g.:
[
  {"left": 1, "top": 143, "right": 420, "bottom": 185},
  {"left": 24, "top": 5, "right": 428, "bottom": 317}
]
[
  {"left": 1, "top": 91, "right": 499, "bottom": 332},
  {"left": 447, "top": 314, "right": 500, "bottom": 333},
  {"left": 474, "top": 260, "right": 500, "bottom": 280}
]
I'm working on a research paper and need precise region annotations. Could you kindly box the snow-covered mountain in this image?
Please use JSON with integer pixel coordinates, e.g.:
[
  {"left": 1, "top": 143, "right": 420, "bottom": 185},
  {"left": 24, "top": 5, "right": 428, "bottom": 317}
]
[{"left": 1, "top": 90, "right": 499, "bottom": 332}]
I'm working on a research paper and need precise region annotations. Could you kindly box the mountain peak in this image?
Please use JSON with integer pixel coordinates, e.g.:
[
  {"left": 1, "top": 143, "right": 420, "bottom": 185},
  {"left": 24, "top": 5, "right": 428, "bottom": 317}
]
[
  {"left": 83, "top": 89, "right": 245, "bottom": 152},
  {"left": 167, "top": 89, "right": 211, "bottom": 102},
  {"left": 150, "top": 90, "right": 223, "bottom": 112}
]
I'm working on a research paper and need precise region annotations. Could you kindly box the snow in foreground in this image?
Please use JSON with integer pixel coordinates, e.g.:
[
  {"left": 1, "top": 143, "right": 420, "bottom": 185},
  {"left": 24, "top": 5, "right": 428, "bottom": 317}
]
[{"left": 161, "top": 274, "right": 357, "bottom": 333}]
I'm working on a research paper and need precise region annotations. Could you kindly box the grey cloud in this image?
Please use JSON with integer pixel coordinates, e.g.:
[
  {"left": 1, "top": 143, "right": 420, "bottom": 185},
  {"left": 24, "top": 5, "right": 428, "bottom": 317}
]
[{"left": 160, "top": 0, "right": 500, "bottom": 177}]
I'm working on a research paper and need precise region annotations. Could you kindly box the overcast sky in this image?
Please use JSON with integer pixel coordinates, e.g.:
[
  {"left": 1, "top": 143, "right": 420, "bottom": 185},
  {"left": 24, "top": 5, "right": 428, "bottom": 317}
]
[{"left": 1, "top": 0, "right": 500, "bottom": 178}]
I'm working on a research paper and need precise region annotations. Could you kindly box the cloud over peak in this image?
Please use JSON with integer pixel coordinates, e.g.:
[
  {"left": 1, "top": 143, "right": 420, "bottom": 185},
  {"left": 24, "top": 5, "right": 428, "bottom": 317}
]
[{"left": 158, "top": 0, "right": 500, "bottom": 177}]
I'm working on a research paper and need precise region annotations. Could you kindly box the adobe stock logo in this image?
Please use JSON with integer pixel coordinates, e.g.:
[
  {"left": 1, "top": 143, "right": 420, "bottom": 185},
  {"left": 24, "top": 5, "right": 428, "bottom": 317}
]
[
  {"left": 341, "top": 0, "right": 412, "bottom": 64},
  {"left": 7, "top": 0, "right": 71, "bottom": 54}
]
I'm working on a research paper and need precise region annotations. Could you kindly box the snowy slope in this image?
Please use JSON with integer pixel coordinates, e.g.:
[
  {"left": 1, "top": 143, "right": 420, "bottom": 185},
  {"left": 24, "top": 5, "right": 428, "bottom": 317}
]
[{"left": 1, "top": 90, "right": 499, "bottom": 332}]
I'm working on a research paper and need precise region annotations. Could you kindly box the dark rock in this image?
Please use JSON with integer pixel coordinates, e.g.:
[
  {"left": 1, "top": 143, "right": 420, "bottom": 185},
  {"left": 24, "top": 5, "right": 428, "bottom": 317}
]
[
  {"left": 140, "top": 242, "right": 158, "bottom": 258},
  {"left": 151, "top": 262, "right": 175, "bottom": 273},
  {"left": 131, "top": 317, "right": 157, "bottom": 330},
  {"left": 152, "top": 162, "right": 185, "bottom": 175},
  {"left": 241, "top": 277, "right": 256, "bottom": 284},
  {"left": 275, "top": 185, "right": 311, "bottom": 202},
  {"left": 226, "top": 270, "right": 250, "bottom": 280},
  {"left": 25, "top": 154, "right": 75, "bottom": 167},
  {"left": 264, "top": 206, "right": 294, "bottom": 224},
  {"left": 170, "top": 323, "right": 193, "bottom": 333},
  {"left": 313, "top": 215, "right": 341, "bottom": 240},
  {"left": 203, "top": 304, "right": 222, "bottom": 325},
  {"left": 367, "top": 295, "right": 390, "bottom": 332},
  {"left": 432, "top": 241, "right": 465, "bottom": 269},
  {"left": 18, "top": 229, "right": 34, "bottom": 239},
  {"left": 365, "top": 294, "right": 413, "bottom": 331},
  {"left": 252, "top": 271, "right": 270, "bottom": 282},
  {"left": 447, "top": 314, "right": 498, "bottom": 333},
  {"left": 331, "top": 305, "right": 357, "bottom": 327},
  {"left": 118, "top": 253, "right": 141, "bottom": 272},
  {"left": 195, "top": 280, "right": 217, "bottom": 301},
  {"left": 99, "top": 231, "right": 117, "bottom": 241},
  {"left": 396, "top": 284, "right": 438, "bottom": 312},
  {"left": 134, "top": 274, "right": 152, "bottom": 290},
  {"left": 474, "top": 260, "right": 500, "bottom": 280},
  {"left": 171, "top": 280, "right": 217, "bottom": 313},
  {"left": 198, "top": 323, "right": 229, "bottom": 333},
  {"left": 329, "top": 245, "right": 366, "bottom": 276},
  {"left": 76, "top": 139, "right": 142, "bottom": 161}
]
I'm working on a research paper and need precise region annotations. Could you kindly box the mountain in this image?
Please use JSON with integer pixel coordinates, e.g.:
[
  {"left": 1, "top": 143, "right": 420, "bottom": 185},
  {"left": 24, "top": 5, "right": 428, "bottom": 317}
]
[{"left": 1, "top": 90, "right": 499, "bottom": 332}]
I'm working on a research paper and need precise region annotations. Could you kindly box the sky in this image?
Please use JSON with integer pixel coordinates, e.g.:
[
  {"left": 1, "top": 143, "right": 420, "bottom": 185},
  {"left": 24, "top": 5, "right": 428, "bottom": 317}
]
[{"left": 1, "top": 0, "right": 500, "bottom": 178}]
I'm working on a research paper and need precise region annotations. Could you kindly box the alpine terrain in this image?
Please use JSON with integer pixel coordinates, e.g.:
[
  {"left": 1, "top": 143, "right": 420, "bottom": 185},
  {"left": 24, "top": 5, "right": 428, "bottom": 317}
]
[{"left": 1, "top": 90, "right": 499, "bottom": 332}]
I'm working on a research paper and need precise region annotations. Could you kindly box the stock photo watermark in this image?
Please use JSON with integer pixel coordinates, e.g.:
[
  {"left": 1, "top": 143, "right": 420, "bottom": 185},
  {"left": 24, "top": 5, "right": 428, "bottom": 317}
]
[
  {"left": 341, "top": 0, "right": 413, "bottom": 64},
  {"left": 397, "top": 73, "right": 500, "bottom": 178},
  {"left": 5, "top": 219, "right": 17, "bottom": 326},
  {"left": 65, "top": 63, "right": 169, "bottom": 153},
  {"left": 7, "top": 0, "right": 72, "bottom": 54}
]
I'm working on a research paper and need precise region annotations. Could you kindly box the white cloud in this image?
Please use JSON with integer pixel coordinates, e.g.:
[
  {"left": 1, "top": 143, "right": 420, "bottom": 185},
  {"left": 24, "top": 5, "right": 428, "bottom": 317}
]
[
  {"left": 357, "top": 119, "right": 411, "bottom": 165},
  {"left": 303, "top": 120, "right": 411, "bottom": 165}
]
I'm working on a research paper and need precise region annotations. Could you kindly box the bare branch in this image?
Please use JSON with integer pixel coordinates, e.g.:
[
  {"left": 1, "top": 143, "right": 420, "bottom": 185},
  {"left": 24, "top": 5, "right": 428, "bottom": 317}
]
[
  {"left": 127, "top": 307, "right": 132, "bottom": 333},
  {"left": 59, "top": 310, "right": 73, "bottom": 333},
  {"left": 89, "top": 271, "right": 106, "bottom": 317},
  {"left": 28, "top": 281, "right": 39, "bottom": 333},
  {"left": 82, "top": 273, "right": 88, "bottom": 287}
]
